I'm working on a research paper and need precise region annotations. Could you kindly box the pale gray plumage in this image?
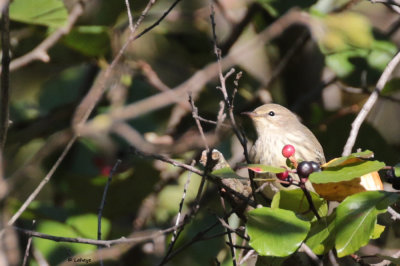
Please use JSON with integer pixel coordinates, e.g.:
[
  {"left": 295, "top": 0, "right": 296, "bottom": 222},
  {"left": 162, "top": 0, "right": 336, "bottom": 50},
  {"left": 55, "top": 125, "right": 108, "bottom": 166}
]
[{"left": 246, "top": 104, "right": 325, "bottom": 198}]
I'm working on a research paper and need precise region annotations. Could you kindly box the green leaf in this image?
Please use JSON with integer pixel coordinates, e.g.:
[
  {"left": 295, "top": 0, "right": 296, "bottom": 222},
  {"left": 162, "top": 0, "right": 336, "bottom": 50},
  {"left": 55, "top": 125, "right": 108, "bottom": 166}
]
[
  {"left": 335, "top": 191, "right": 400, "bottom": 257},
  {"left": 271, "top": 189, "right": 328, "bottom": 221},
  {"left": 309, "top": 160, "right": 385, "bottom": 184},
  {"left": 256, "top": 0, "right": 317, "bottom": 17},
  {"left": 370, "top": 224, "right": 385, "bottom": 240},
  {"left": 66, "top": 214, "right": 111, "bottom": 240},
  {"left": 211, "top": 167, "right": 246, "bottom": 179},
  {"left": 10, "top": 0, "right": 68, "bottom": 28},
  {"left": 63, "top": 26, "right": 111, "bottom": 57},
  {"left": 394, "top": 163, "right": 400, "bottom": 177},
  {"left": 323, "top": 150, "right": 374, "bottom": 168},
  {"left": 305, "top": 213, "right": 336, "bottom": 255},
  {"left": 382, "top": 78, "right": 400, "bottom": 96},
  {"left": 247, "top": 207, "right": 310, "bottom": 257},
  {"left": 33, "top": 220, "right": 96, "bottom": 264},
  {"left": 368, "top": 40, "right": 397, "bottom": 71},
  {"left": 246, "top": 164, "right": 285, "bottom": 174}
]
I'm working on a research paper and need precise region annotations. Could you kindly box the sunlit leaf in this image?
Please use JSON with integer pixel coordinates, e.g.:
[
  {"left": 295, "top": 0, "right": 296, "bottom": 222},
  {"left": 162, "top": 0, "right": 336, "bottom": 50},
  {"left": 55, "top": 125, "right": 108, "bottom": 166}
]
[
  {"left": 310, "top": 160, "right": 385, "bottom": 184},
  {"left": 10, "top": 0, "right": 68, "bottom": 28},
  {"left": 335, "top": 191, "right": 399, "bottom": 257},
  {"left": 247, "top": 207, "right": 310, "bottom": 257},
  {"left": 66, "top": 214, "right": 111, "bottom": 240},
  {"left": 322, "top": 150, "right": 374, "bottom": 168}
]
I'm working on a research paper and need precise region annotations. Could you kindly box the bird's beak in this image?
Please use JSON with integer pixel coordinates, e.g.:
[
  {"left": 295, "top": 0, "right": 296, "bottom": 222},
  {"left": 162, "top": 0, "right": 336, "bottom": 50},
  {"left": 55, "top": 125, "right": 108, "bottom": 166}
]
[{"left": 241, "top": 111, "right": 258, "bottom": 117}]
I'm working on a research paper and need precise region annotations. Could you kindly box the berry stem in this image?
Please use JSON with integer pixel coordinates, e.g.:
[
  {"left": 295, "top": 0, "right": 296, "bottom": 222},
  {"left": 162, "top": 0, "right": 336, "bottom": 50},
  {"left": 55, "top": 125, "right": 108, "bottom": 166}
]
[{"left": 300, "top": 183, "right": 321, "bottom": 220}]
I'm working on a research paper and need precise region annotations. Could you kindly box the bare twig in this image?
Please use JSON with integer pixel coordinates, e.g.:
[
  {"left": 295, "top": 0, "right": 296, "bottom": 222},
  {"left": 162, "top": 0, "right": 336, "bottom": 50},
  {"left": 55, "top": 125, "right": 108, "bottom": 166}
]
[
  {"left": 5, "top": 135, "right": 78, "bottom": 228},
  {"left": 160, "top": 219, "right": 227, "bottom": 265},
  {"left": 210, "top": 4, "right": 258, "bottom": 201},
  {"left": 216, "top": 101, "right": 227, "bottom": 132},
  {"left": 137, "top": 61, "right": 172, "bottom": 92},
  {"left": 0, "top": 1, "right": 85, "bottom": 74},
  {"left": 72, "top": 0, "right": 159, "bottom": 131},
  {"left": 22, "top": 220, "right": 36, "bottom": 266},
  {"left": 189, "top": 95, "right": 209, "bottom": 151},
  {"left": 328, "top": 250, "right": 339, "bottom": 266},
  {"left": 342, "top": 51, "right": 400, "bottom": 156},
  {"left": 299, "top": 243, "right": 322, "bottom": 266},
  {"left": 387, "top": 206, "right": 400, "bottom": 220},
  {"left": 97, "top": 159, "right": 121, "bottom": 266},
  {"left": 162, "top": 161, "right": 194, "bottom": 263},
  {"left": 133, "top": 148, "right": 257, "bottom": 207},
  {"left": 13, "top": 224, "right": 183, "bottom": 248},
  {"left": 238, "top": 250, "right": 255, "bottom": 265},
  {"left": 124, "top": 0, "right": 134, "bottom": 33},
  {"left": 0, "top": 0, "right": 9, "bottom": 13},
  {"left": 108, "top": 10, "right": 311, "bottom": 124},
  {"left": 0, "top": 2, "right": 10, "bottom": 149},
  {"left": 218, "top": 196, "right": 237, "bottom": 266},
  {"left": 369, "top": 0, "right": 400, "bottom": 6}
]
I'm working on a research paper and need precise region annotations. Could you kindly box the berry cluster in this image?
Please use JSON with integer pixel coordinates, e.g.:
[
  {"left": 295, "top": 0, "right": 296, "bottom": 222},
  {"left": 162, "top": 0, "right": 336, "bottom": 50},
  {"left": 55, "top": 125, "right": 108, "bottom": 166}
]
[
  {"left": 279, "top": 145, "right": 322, "bottom": 187},
  {"left": 385, "top": 168, "right": 400, "bottom": 190},
  {"left": 297, "top": 161, "right": 321, "bottom": 183}
]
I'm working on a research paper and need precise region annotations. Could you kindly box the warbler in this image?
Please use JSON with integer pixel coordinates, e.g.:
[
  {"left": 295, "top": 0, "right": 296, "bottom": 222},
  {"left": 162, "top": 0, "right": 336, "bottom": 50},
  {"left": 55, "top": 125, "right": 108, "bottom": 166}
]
[{"left": 243, "top": 104, "right": 325, "bottom": 198}]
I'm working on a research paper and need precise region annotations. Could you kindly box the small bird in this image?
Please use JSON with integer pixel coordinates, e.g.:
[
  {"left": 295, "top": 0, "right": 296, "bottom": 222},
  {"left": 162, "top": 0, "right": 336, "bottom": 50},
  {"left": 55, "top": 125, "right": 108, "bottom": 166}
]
[{"left": 243, "top": 104, "right": 325, "bottom": 198}]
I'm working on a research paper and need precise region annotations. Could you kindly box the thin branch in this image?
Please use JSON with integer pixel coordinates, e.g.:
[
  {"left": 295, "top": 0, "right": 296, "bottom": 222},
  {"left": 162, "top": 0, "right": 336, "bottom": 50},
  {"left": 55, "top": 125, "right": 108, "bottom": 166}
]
[
  {"left": 97, "top": 159, "right": 121, "bottom": 266},
  {"left": 162, "top": 162, "right": 194, "bottom": 264},
  {"left": 124, "top": 0, "right": 134, "bottom": 33},
  {"left": 0, "top": 2, "right": 10, "bottom": 149},
  {"left": 13, "top": 224, "right": 183, "bottom": 248},
  {"left": 238, "top": 250, "right": 255, "bottom": 265},
  {"left": 218, "top": 196, "right": 237, "bottom": 266},
  {"left": 0, "top": 1, "right": 85, "bottom": 74},
  {"left": 342, "top": 51, "right": 400, "bottom": 156},
  {"left": 160, "top": 219, "right": 223, "bottom": 265},
  {"left": 22, "top": 220, "right": 36, "bottom": 266},
  {"left": 387, "top": 206, "right": 400, "bottom": 220},
  {"left": 209, "top": 4, "right": 258, "bottom": 202},
  {"left": 5, "top": 135, "right": 78, "bottom": 228},
  {"left": 299, "top": 243, "right": 322, "bottom": 266},
  {"left": 189, "top": 94, "right": 209, "bottom": 152},
  {"left": 369, "top": 0, "right": 400, "bottom": 6},
  {"left": 109, "top": 9, "right": 311, "bottom": 123},
  {"left": 133, "top": 148, "right": 257, "bottom": 207}
]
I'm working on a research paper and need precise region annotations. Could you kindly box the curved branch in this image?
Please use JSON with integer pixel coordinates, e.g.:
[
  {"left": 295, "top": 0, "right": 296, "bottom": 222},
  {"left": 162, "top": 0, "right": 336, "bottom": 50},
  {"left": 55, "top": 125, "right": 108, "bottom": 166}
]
[
  {"left": 0, "top": 1, "right": 85, "bottom": 74},
  {"left": 342, "top": 51, "right": 400, "bottom": 156}
]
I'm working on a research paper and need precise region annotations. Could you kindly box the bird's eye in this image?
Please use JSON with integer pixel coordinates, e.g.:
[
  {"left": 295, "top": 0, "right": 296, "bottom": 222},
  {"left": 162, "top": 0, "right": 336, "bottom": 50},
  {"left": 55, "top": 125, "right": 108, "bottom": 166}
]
[{"left": 268, "top": 111, "right": 275, "bottom": 116}]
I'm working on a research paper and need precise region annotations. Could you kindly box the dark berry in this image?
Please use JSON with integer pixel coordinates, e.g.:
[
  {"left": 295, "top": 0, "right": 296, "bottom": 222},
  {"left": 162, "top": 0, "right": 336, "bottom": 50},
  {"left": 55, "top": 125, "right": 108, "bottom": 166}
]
[
  {"left": 310, "top": 161, "right": 321, "bottom": 172},
  {"left": 277, "top": 170, "right": 289, "bottom": 180},
  {"left": 281, "top": 175, "right": 293, "bottom": 188},
  {"left": 282, "top": 145, "right": 295, "bottom": 158},
  {"left": 392, "top": 179, "right": 400, "bottom": 190},
  {"left": 297, "top": 161, "right": 313, "bottom": 178},
  {"left": 386, "top": 168, "right": 395, "bottom": 179}
]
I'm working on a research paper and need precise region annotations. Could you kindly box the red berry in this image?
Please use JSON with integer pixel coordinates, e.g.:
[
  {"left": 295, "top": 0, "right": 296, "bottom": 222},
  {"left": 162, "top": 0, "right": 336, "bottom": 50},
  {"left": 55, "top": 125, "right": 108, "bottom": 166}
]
[
  {"left": 101, "top": 166, "right": 112, "bottom": 177},
  {"left": 282, "top": 145, "right": 295, "bottom": 158},
  {"left": 277, "top": 170, "right": 289, "bottom": 180}
]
